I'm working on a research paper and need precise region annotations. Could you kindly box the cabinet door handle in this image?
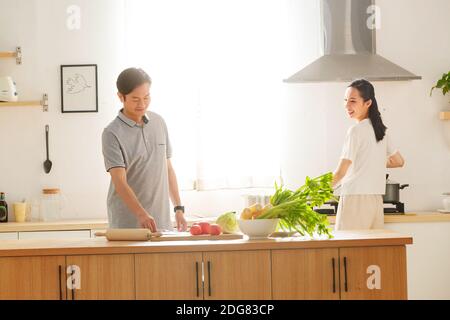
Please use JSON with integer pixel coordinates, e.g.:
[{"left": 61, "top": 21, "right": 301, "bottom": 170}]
[
  {"left": 207, "top": 261, "right": 212, "bottom": 297},
  {"left": 332, "top": 258, "right": 336, "bottom": 293},
  {"left": 71, "top": 267, "right": 76, "bottom": 300},
  {"left": 343, "top": 257, "right": 348, "bottom": 292},
  {"left": 195, "top": 262, "right": 199, "bottom": 297},
  {"left": 58, "top": 265, "right": 63, "bottom": 300}
]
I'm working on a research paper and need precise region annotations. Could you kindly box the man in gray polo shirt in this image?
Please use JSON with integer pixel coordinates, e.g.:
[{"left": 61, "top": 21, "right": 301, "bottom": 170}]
[{"left": 102, "top": 68, "right": 187, "bottom": 232}]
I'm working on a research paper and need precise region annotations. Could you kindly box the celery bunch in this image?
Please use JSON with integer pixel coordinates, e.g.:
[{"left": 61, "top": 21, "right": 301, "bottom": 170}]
[{"left": 257, "top": 172, "right": 335, "bottom": 238}]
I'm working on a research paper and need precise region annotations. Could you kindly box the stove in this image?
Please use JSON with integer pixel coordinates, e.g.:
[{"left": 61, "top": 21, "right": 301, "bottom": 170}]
[
  {"left": 314, "top": 200, "right": 406, "bottom": 215},
  {"left": 383, "top": 201, "right": 405, "bottom": 214},
  {"left": 314, "top": 201, "right": 338, "bottom": 216}
]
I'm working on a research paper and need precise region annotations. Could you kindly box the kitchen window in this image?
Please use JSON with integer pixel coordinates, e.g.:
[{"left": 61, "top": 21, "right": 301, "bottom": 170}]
[{"left": 123, "top": 0, "right": 289, "bottom": 190}]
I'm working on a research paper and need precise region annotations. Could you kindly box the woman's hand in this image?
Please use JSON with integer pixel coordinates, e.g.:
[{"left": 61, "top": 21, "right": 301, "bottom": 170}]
[
  {"left": 175, "top": 210, "right": 187, "bottom": 231},
  {"left": 387, "top": 151, "right": 405, "bottom": 168},
  {"left": 332, "top": 159, "right": 352, "bottom": 187}
]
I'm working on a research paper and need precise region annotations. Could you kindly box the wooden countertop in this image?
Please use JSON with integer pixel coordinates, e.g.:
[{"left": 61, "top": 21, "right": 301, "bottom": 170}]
[
  {"left": 327, "top": 212, "right": 450, "bottom": 224},
  {"left": 0, "top": 229, "right": 412, "bottom": 257},
  {"left": 383, "top": 212, "right": 450, "bottom": 223},
  {"left": 0, "top": 212, "right": 447, "bottom": 233}
]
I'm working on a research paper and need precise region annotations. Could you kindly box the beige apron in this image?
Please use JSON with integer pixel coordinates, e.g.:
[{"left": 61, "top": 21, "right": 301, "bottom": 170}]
[{"left": 335, "top": 195, "right": 384, "bottom": 230}]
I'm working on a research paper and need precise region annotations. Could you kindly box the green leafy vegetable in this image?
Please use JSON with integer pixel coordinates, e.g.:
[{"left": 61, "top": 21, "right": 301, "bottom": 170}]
[
  {"left": 216, "top": 211, "right": 239, "bottom": 234},
  {"left": 258, "top": 172, "right": 335, "bottom": 239}
]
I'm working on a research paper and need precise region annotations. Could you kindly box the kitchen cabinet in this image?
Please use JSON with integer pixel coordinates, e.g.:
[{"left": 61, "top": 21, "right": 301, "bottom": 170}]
[
  {"left": 272, "top": 248, "right": 340, "bottom": 300},
  {"left": 339, "top": 246, "right": 407, "bottom": 300},
  {"left": 272, "top": 246, "right": 407, "bottom": 300},
  {"left": 0, "top": 230, "right": 412, "bottom": 300},
  {"left": 0, "top": 256, "right": 65, "bottom": 300},
  {"left": 135, "top": 250, "right": 271, "bottom": 300},
  {"left": 135, "top": 252, "right": 203, "bottom": 300},
  {"left": 66, "top": 254, "right": 135, "bottom": 300},
  {"left": 203, "top": 250, "right": 271, "bottom": 300}
]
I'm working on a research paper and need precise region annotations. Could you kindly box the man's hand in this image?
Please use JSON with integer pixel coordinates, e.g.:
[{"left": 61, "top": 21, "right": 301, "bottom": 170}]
[
  {"left": 175, "top": 210, "right": 187, "bottom": 232},
  {"left": 109, "top": 168, "right": 158, "bottom": 232},
  {"left": 137, "top": 212, "right": 157, "bottom": 232}
]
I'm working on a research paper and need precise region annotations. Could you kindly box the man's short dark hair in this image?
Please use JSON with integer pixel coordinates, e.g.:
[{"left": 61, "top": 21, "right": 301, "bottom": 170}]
[{"left": 116, "top": 68, "right": 152, "bottom": 95}]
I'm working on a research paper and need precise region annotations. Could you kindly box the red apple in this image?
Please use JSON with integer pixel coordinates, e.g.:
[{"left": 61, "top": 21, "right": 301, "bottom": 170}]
[
  {"left": 190, "top": 225, "right": 203, "bottom": 235},
  {"left": 198, "top": 222, "right": 211, "bottom": 234},
  {"left": 209, "top": 224, "right": 222, "bottom": 236}
]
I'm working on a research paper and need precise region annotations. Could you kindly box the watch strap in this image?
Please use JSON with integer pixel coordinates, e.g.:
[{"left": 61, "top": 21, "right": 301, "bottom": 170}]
[{"left": 174, "top": 205, "right": 185, "bottom": 213}]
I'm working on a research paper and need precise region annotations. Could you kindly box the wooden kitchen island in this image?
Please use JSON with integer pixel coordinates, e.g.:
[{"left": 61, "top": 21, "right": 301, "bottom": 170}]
[{"left": 0, "top": 229, "right": 412, "bottom": 300}]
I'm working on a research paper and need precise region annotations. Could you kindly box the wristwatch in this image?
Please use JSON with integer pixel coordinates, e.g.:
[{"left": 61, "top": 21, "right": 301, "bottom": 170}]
[{"left": 174, "top": 205, "right": 185, "bottom": 213}]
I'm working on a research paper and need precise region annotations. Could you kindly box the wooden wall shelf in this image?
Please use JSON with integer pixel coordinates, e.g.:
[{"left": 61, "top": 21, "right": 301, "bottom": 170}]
[
  {"left": 0, "top": 47, "right": 22, "bottom": 64},
  {"left": 440, "top": 111, "right": 450, "bottom": 120},
  {"left": 0, "top": 94, "right": 48, "bottom": 111}
]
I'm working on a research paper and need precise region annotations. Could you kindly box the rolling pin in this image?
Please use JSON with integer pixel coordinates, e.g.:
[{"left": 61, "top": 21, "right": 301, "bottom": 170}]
[{"left": 94, "top": 228, "right": 162, "bottom": 241}]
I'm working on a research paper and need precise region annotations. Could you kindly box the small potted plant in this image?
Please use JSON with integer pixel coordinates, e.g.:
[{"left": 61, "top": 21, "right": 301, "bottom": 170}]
[{"left": 430, "top": 71, "right": 450, "bottom": 119}]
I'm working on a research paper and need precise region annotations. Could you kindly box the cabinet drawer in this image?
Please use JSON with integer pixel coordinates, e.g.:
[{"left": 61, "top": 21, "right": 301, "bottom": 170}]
[{"left": 0, "top": 232, "right": 18, "bottom": 240}]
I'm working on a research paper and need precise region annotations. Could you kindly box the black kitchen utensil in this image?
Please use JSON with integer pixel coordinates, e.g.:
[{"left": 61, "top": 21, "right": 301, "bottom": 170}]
[
  {"left": 384, "top": 174, "right": 409, "bottom": 203},
  {"left": 43, "top": 125, "right": 52, "bottom": 174}
]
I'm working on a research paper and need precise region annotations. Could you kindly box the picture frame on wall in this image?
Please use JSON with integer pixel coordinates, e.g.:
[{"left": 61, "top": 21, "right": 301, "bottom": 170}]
[{"left": 60, "top": 64, "right": 98, "bottom": 113}]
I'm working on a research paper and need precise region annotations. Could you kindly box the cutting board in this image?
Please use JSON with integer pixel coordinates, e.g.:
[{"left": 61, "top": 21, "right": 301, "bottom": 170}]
[
  {"left": 95, "top": 229, "right": 243, "bottom": 241},
  {"left": 150, "top": 232, "right": 243, "bottom": 241}
]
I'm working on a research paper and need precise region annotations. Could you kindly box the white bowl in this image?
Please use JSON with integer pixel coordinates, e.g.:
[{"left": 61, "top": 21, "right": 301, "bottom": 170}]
[{"left": 238, "top": 218, "right": 280, "bottom": 239}]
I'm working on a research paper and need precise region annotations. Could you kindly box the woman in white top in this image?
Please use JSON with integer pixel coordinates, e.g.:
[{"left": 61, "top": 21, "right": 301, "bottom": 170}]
[{"left": 332, "top": 79, "right": 405, "bottom": 230}]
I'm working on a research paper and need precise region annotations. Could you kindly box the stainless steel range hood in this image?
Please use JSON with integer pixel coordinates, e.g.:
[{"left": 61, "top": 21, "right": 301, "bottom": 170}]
[{"left": 284, "top": 0, "right": 421, "bottom": 83}]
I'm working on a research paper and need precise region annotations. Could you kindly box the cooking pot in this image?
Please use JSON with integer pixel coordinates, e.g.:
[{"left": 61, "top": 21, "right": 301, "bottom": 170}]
[{"left": 384, "top": 174, "right": 409, "bottom": 203}]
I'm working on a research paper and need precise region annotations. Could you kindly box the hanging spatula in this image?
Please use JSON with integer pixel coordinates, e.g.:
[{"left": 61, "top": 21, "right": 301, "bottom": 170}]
[{"left": 43, "top": 125, "right": 52, "bottom": 174}]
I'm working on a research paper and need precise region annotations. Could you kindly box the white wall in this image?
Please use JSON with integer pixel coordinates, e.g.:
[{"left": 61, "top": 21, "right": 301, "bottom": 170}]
[
  {"left": 0, "top": 0, "right": 125, "bottom": 220},
  {"left": 282, "top": 0, "right": 450, "bottom": 212},
  {"left": 0, "top": 0, "right": 449, "bottom": 222}
]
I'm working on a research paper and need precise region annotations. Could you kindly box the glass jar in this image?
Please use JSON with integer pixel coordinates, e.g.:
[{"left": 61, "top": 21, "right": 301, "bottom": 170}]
[
  {"left": 443, "top": 192, "right": 450, "bottom": 212},
  {"left": 39, "top": 188, "right": 66, "bottom": 221},
  {"left": 242, "top": 193, "right": 271, "bottom": 207}
]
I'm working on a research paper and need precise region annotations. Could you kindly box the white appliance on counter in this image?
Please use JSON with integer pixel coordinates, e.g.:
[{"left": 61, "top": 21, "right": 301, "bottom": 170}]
[
  {"left": 242, "top": 193, "right": 271, "bottom": 207},
  {"left": 0, "top": 76, "right": 18, "bottom": 102}
]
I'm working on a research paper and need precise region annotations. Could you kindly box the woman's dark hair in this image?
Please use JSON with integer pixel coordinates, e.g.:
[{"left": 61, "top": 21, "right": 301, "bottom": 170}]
[
  {"left": 348, "top": 79, "right": 387, "bottom": 142},
  {"left": 116, "top": 68, "right": 151, "bottom": 96}
]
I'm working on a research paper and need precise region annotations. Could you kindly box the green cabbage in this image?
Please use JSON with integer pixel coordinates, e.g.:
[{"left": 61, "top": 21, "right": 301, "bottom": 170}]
[{"left": 216, "top": 211, "right": 238, "bottom": 234}]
